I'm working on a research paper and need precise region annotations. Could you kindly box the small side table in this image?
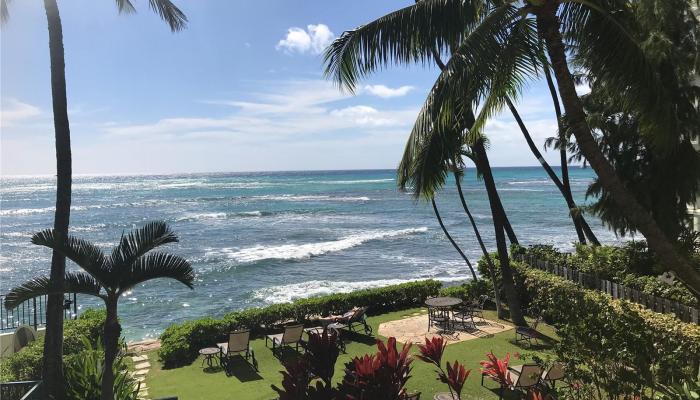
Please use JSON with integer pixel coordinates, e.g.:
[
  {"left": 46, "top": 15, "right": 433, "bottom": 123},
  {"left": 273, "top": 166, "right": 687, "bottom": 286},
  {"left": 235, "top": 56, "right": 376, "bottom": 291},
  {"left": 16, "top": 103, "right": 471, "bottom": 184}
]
[{"left": 199, "top": 347, "right": 220, "bottom": 368}]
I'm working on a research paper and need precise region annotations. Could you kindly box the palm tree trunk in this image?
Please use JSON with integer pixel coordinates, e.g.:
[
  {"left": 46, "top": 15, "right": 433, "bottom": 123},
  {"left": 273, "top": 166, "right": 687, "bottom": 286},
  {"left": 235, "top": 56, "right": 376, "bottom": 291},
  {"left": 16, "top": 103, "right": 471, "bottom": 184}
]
[
  {"left": 452, "top": 168, "right": 504, "bottom": 318},
  {"left": 471, "top": 141, "right": 527, "bottom": 326},
  {"left": 535, "top": 5, "right": 700, "bottom": 296},
  {"left": 543, "top": 67, "right": 600, "bottom": 245},
  {"left": 102, "top": 297, "right": 121, "bottom": 400},
  {"left": 505, "top": 96, "right": 596, "bottom": 245},
  {"left": 42, "top": 1, "right": 71, "bottom": 398},
  {"left": 431, "top": 198, "right": 478, "bottom": 281}
]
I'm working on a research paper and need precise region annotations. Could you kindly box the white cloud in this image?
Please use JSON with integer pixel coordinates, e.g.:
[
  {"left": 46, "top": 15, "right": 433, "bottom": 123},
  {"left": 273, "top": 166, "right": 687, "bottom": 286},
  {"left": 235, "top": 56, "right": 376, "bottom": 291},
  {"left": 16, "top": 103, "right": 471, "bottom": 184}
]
[
  {"left": 575, "top": 83, "right": 591, "bottom": 96},
  {"left": 276, "top": 24, "right": 335, "bottom": 55},
  {"left": 1, "top": 99, "right": 41, "bottom": 128},
  {"left": 364, "top": 84, "right": 414, "bottom": 98},
  {"left": 104, "top": 80, "right": 416, "bottom": 142}
]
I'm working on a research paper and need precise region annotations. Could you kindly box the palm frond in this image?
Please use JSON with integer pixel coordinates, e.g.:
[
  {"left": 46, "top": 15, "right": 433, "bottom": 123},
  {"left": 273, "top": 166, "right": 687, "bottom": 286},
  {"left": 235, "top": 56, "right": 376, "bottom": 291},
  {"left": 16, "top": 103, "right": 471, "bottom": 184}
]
[
  {"left": 110, "top": 221, "right": 178, "bottom": 269},
  {"left": 323, "top": 0, "right": 483, "bottom": 92},
  {"left": 114, "top": 0, "right": 136, "bottom": 14},
  {"left": 148, "top": 0, "right": 187, "bottom": 32},
  {"left": 1, "top": 0, "right": 10, "bottom": 24},
  {"left": 31, "top": 229, "right": 111, "bottom": 286},
  {"left": 118, "top": 252, "right": 194, "bottom": 293},
  {"left": 563, "top": 0, "right": 683, "bottom": 151},
  {"left": 4, "top": 272, "right": 103, "bottom": 310}
]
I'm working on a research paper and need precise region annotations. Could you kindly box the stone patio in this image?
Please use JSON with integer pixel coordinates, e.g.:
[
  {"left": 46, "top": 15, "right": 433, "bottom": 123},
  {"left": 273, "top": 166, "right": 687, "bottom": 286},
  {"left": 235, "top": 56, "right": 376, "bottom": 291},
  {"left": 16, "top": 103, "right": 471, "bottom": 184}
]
[{"left": 378, "top": 314, "right": 513, "bottom": 345}]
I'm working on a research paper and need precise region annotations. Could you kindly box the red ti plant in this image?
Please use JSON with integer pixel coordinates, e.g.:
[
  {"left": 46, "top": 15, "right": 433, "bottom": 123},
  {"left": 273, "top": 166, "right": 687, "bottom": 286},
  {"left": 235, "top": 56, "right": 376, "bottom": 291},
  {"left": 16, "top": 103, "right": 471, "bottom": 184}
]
[
  {"left": 480, "top": 351, "right": 513, "bottom": 389},
  {"left": 340, "top": 337, "right": 413, "bottom": 400},
  {"left": 416, "top": 337, "right": 471, "bottom": 399}
]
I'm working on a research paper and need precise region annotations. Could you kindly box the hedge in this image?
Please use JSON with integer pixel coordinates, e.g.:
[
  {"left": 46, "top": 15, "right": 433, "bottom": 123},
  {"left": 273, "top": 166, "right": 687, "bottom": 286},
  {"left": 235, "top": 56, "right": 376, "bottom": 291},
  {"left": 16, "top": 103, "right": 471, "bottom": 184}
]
[
  {"left": 513, "top": 262, "right": 700, "bottom": 396},
  {"left": 0, "top": 309, "right": 106, "bottom": 382},
  {"left": 511, "top": 244, "right": 698, "bottom": 307},
  {"left": 158, "top": 279, "right": 441, "bottom": 367}
]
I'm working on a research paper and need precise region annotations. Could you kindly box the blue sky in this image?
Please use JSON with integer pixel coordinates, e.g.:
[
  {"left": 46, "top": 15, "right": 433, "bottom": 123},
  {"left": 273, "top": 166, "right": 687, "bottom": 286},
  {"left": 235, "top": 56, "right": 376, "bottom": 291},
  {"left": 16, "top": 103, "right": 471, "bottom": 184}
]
[{"left": 1, "top": 0, "right": 575, "bottom": 175}]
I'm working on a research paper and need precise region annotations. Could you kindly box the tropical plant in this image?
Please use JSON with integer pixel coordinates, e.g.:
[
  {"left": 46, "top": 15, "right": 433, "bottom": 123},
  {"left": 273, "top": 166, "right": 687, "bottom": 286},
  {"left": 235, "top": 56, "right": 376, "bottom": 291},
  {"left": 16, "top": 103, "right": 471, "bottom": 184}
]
[
  {"left": 480, "top": 351, "right": 513, "bottom": 391},
  {"left": 417, "top": 336, "right": 472, "bottom": 399},
  {"left": 64, "top": 336, "right": 140, "bottom": 400},
  {"left": 339, "top": 337, "right": 413, "bottom": 400},
  {"left": 0, "top": 2, "right": 187, "bottom": 398},
  {"left": 325, "top": 0, "right": 700, "bottom": 297},
  {"left": 656, "top": 374, "right": 700, "bottom": 400},
  {"left": 3, "top": 221, "right": 194, "bottom": 400}
]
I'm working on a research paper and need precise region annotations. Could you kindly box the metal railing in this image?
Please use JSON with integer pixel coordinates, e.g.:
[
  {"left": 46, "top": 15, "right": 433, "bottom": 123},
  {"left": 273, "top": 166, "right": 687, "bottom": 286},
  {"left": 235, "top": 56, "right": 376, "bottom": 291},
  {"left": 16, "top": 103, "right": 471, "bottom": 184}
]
[
  {"left": 0, "top": 294, "right": 78, "bottom": 332},
  {"left": 0, "top": 381, "right": 42, "bottom": 400},
  {"left": 515, "top": 253, "right": 700, "bottom": 324}
]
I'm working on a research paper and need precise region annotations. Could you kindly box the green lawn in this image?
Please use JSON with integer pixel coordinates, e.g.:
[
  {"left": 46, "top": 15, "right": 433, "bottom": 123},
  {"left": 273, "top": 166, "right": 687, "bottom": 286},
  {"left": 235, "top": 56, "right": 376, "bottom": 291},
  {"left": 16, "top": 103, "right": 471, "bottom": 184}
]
[{"left": 145, "top": 308, "right": 557, "bottom": 400}]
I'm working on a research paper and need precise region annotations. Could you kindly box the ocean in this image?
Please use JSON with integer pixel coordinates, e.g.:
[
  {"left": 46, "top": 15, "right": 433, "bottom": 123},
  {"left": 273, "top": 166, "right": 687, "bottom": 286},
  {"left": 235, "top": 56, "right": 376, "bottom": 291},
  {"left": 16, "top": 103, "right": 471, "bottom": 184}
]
[{"left": 0, "top": 167, "right": 622, "bottom": 340}]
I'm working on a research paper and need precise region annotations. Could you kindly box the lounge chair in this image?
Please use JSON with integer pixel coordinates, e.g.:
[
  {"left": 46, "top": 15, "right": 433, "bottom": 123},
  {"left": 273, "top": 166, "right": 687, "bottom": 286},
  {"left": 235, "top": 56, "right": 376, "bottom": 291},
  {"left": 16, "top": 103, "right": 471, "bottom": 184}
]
[
  {"left": 427, "top": 306, "right": 450, "bottom": 332},
  {"left": 515, "top": 315, "right": 543, "bottom": 346},
  {"left": 266, "top": 323, "right": 304, "bottom": 354},
  {"left": 218, "top": 329, "right": 257, "bottom": 371},
  {"left": 332, "top": 307, "right": 372, "bottom": 335}
]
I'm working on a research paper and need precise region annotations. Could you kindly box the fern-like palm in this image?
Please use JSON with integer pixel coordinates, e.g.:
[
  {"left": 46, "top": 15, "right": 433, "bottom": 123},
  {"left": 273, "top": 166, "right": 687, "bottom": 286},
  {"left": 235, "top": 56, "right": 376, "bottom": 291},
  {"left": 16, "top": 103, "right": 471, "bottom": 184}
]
[{"left": 4, "top": 221, "right": 194, "bottom": 400}]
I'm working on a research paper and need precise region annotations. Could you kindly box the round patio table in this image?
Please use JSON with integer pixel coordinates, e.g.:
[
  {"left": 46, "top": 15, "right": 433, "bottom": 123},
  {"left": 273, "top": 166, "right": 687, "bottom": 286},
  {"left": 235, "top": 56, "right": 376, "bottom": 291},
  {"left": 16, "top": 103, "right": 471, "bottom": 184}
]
[
  {"left": 199, "top": 347, "right": 220, "bottom": 368},
  {"left": 425, "top": 296, "right": 462, "bottom": 308}
]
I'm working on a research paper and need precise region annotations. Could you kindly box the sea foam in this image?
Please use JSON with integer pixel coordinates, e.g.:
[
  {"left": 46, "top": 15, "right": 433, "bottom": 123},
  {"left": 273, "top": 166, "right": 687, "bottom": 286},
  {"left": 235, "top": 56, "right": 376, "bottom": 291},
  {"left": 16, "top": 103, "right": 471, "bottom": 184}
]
[{"left": 208, "top": 227, "right": 428, "bottom": 263}]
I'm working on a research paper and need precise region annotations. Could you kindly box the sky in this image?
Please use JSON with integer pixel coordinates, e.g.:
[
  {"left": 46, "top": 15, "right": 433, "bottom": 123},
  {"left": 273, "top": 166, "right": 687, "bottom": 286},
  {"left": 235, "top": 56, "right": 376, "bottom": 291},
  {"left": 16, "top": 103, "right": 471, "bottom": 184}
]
[{"left": 1, "top": 0, "right": 580, "bottom": 176}]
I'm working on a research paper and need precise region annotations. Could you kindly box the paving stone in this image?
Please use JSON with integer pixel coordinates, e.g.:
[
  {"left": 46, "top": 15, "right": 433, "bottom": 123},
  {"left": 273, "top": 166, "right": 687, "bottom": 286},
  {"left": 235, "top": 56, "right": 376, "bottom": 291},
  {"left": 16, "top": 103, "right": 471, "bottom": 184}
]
[
  {"left": 133, "top": 369, "right": 149, "bottom": 376},
  {"left": 132, "top": 355, "right": 149, "bottom": 362},
  {"left": 135, "top": 361, "right": 151, "bottom": 369}
]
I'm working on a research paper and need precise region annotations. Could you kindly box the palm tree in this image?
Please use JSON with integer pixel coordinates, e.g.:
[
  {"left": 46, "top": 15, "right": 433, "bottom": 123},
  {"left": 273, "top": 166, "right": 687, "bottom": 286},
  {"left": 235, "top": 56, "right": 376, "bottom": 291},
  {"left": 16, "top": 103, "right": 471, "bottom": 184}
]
[
  {"left": 323, "top": 0, "right": 527, "bottom": 325},
  {"left": 325, "top": 0, "right": 700, "bottom": 296},
  {"left": 4, "top": 221, "right": 194, "bottom": 400},
  {"left": 431, "top": 197, "right": 479, "bottom": 281},
  {"left": 1, "top": 2, "right": 186, "bottom": 397},
  {"left": 504, "top": 95, "right": 600, "bottom": 245}
]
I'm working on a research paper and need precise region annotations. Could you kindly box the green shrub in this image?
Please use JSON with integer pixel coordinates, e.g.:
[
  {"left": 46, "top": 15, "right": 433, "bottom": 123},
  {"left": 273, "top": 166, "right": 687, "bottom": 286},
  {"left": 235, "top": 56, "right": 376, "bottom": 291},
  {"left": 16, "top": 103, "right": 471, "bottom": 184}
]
[
  {"left": 438, "top": 280, "right": 492, "bottom": 301},
  {"left": 64, "top": 336, "right": 140, "bottom": 400},
  {"left": 0, "top": 309, "right": 105, "bottom": 382},
  {"left": 158, "top": 280, "right": 441, "bottom": 368},
  {"left": 513, "top": 244, "right": 698, "bottom": 307},
  {"left": 514, "top": 263, "right": 700, "bottom": 398}
]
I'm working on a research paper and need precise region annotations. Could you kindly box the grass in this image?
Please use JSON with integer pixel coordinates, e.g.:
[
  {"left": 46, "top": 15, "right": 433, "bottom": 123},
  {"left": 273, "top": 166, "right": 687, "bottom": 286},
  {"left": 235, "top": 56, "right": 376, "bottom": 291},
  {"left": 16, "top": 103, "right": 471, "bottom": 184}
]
[{"left": 145, "top": 308, "right": 557, "bottom": 400}]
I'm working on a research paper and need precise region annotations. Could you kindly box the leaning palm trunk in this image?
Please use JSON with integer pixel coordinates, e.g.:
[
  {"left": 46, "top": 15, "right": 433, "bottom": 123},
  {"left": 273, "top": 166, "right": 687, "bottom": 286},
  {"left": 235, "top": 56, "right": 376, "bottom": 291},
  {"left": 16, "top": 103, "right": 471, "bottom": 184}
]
[
  {"left": 505, "top": 96, "right": 600, "bottom": 245},
  {"left": 535, "top": 5, "right": 700, "bottom": 296},
  {"left": 431, "top": 198, "right": 478, "bottom": 281},
  {"left": 452, "top": 169, "right": 504, "bottom": 318},
  {"left": 542, "top": 68, "right": 600, "bottom": 245},
  {"left": 43, "top": 0, "right": 72, "bottom": 397},
  {"left": 472, "top": 141, "right": 526, "bottom": 326}
]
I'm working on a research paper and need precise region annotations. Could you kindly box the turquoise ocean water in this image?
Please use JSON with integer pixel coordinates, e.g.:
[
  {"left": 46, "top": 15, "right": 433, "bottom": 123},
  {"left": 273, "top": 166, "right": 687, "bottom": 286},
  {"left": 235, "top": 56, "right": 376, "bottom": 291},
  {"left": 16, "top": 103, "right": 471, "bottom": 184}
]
[{"left": 0, "top": 168, "right": 622, "bottom": 340}]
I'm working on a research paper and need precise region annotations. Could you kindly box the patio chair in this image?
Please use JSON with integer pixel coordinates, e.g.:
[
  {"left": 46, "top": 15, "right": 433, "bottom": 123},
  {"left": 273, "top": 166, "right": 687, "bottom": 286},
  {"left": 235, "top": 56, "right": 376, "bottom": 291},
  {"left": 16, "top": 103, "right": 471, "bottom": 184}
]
[
  {"left": 333, "top": 307, "right": 373, "bottom": 335},
  {"left": 218, "top": 329, "right": 257, "bottom": 371},
  {"left": 427, "top": 306, "right": 450, "bottom": 332},
  {"left": 266, "top": 323, "right": 304, "bottom": 354},
  {"left": 541, "top": 361, "right": 566, "bottom": 387},
  {"left": 451, "top": 304, "right": 476, "bottom": 329},
  {"left": 515, "top": 315, "right": 543, "bottom": 346},
  {"left": 507, "top": 364, "right": 543, "bottom": 393}
]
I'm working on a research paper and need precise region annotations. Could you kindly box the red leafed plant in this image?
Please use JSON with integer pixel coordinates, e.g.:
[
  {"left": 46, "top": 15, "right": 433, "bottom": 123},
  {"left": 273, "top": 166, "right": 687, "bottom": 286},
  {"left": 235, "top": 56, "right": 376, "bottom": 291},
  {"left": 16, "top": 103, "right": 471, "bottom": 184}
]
[
  {"left": 416, "top": 337, "right": 471, "bottom": 399},
  {"left": 441, "top": 361, "right": 471, "bottom": 399},
  {"left": 340, "top": 337, "right": 413, "bottom": 400},
  {"left": 480, "top": 351, "right": 513, "bottom": 388},
  {"left": 416, "top": 336, "right": 446, "bottom": 367}
]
